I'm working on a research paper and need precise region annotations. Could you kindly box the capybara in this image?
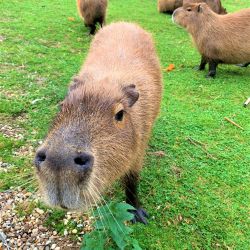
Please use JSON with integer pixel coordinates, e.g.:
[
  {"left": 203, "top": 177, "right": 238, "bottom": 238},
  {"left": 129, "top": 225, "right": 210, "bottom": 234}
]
[
  {"left": 158, "top": 0, "right": 226, "bottom": 15},
  {"left": 181, "top": 0, "right": 227, "bottom": 78},
  {"left": 158, "top": 0, "right": 183, "bottom": 14},
  {"left": 183, "top": 0, "right": 227, "bottom": 14},
  {"left": 173, "top": 3, "right": 250, "bottom": 78},
  {"left": 76, "top": 0, "right": 108, "bottom": 35},
  {"left": 35, "top": 22, "right": 163, "bottom": 224}
]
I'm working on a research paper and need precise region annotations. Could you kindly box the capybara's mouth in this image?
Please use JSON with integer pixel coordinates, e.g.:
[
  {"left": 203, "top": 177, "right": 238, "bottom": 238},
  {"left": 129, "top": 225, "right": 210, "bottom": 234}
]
[{"left": 60, "top": 204, "right": 69, "bottom": 210}]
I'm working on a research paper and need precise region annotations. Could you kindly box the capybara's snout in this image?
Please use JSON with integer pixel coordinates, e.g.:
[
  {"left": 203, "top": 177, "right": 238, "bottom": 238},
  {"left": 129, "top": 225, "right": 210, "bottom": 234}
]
[{"left": 35, "top": 148, "right": 94, "bottom": 176}]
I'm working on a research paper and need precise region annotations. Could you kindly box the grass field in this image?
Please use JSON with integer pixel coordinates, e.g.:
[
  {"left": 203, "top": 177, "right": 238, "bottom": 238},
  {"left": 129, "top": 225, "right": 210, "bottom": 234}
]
[{"left": 1, "top": 0, "right": 250, "bottom": 249}]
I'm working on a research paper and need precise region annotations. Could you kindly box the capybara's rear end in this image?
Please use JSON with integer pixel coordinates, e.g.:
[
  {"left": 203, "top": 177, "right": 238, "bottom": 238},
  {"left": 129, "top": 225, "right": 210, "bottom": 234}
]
[
  {"left": 76, "top": 0, "right": 108, "bottom": 34},
  {"left": 35, "top": 22, "right": 163, "bottom": 224}
]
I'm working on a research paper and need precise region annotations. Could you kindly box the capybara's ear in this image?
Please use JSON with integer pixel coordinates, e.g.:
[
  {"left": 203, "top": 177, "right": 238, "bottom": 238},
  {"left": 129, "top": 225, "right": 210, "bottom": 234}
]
[
  {"left": 69, "top": 76, "right": 84, "bottom": 91},
  {"left": 198, "top": 4, "right": 203, "bottom": 13},
  {"left": 123, "top": 84, "right": 139, "bottom": 107}
]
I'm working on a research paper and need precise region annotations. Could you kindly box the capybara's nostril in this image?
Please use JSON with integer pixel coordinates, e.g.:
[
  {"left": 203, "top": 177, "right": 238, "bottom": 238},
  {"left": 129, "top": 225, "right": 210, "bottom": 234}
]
[
  {"left": 74, "top": 153, "right": 94, "bottom": 170},
  {"left": 35, "top": 150, "right": 46, "bottom": 168}
]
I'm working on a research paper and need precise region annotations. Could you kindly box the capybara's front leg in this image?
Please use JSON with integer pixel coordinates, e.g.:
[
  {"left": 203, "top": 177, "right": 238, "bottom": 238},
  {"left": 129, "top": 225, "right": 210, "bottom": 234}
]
[
  {"left": 89, "top": 24, "right": 96, "bottom": 35},
  {"left": 100, "top": 19, "right": 106, "bottom": 28},
  {"left": 123, "top": 171, "right": 150, "bottom": 225},
  {"left": 194, "top": 55, "right": 207, "bottom": 70},
  {"left": 206, "top": 60, "right": 218, "bottom": 78},
  {"left": 236, "top": 62, "right": 250, "bottom": 67}
]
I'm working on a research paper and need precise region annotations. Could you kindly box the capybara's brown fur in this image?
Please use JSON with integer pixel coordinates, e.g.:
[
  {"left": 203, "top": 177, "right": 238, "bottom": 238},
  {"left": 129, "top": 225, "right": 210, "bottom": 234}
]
[
  {"left": 158, "top": 0, "right": 183, "bottom": 14},
  {"left": 183, "top": 0, "right": 227, "bottom": 14},
  {"left": 76, "top": 0, "right": 108, "bottom": 34},
  {"left": 158, "top": 0, "right": 226, "bottom": 14},
  {"left": 35, "top": 22, "right": 163, "bottom": 224},
  {"left": 173, "top": 3, "right": 250, "bottom": 78}
]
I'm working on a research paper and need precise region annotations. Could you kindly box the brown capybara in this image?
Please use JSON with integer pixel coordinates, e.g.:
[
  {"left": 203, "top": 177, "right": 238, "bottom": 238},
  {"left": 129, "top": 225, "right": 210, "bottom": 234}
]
[
  {"left": 76, "top": 0, "right": 108, "bottom": 35},
  {"left": 181, "top": 0, "right": 227, "bottom": 78},
  {"left": 35, "top": 22, "right": 163, "bottom": 224},
  {"left": 173, "top": 3, "right": 250, "bottom": 78},
  {"left": 183, "top": 0, "right": 227, "bottom": 14},
  {"left": 158, "top": 0, "right": 183, "bottom": 14},
  {"left": 158, "top": 0, "right": 226, "bottom": 15}
]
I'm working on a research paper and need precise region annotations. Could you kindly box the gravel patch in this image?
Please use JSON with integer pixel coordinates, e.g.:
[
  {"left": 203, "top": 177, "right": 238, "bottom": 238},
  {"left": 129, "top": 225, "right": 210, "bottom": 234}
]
[{"left": 0, "top": 188, "right": 95, "bottom": 250}]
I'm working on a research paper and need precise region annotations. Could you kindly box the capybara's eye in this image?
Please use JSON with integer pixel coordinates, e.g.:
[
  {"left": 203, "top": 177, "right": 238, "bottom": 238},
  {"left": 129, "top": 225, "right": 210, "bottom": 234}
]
[
  {"left": 115, "top": 110, "right": 125, "bottom": 121},
  {"left": 187, "top": 8, "right": 192, "bottom": 12}
]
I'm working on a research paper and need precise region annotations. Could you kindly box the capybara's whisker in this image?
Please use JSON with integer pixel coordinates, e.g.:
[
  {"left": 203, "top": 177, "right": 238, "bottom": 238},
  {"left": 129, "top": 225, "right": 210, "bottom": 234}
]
[
  {"left": 4, "top": 178, "right": 37, "bottom": 192},
  {"left": 90, "top": 184, "right": 124, "bottom": 234},
  {"left": 92, "top": 174, "right": 105, "bottom": 185},
  {"left": 125, "top": 186, "right": 136, "bottom": 199},
  {"left": 2, "top": 173, "right": 34, "bottom": 182},
  {"left": 85, "top": 189, "right": 103, "bottom": 239},
  {"left": 87, "top": 187, "right": 108, "bottom": 234},
  {"left": 28, "top": 187, "right": 39, "bottom": 200},
  {"left": 90, "top": 183, "right": 111, "bottom": 225}
]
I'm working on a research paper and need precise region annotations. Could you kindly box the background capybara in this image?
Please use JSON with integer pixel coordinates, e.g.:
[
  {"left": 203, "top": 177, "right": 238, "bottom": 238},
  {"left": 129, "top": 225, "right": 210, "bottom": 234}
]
[
  {"left": 173, "top": 3, "right": 250, "bottom": 78},
  {"left": 35, "top": 22, "right": 163, "bottom": 224},
  {"left": 183, "top": 0, "right": 227, "bottom": 14},
  {"left": 158, "top": 0, "right": 183, "bottom": 14},
  {"left": 158, "top": 0, "right": 226, "bottom": 14},
  {"left": 181, "top": 0, "right": 227, "bottom": 78},
  {"left": 76, "top": 0, "right": 108, "bottom": 34}
]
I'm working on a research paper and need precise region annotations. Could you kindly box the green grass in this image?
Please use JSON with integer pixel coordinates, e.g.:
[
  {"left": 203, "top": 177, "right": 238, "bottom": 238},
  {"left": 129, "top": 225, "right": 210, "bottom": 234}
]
[{"left": 1, "top": 0, "right": 250, "bottom": 249}]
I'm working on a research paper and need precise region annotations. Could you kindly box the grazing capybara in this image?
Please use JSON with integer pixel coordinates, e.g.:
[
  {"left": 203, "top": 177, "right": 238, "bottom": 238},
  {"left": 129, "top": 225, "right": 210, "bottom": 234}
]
[
  {"left": 158, "top": 0, "right": 183, "bottom": 14},
  {"left": 183, "top": 0, "right": 227, "bottom": 14},
  {"left": 173, "top": 3, "right": 250, "bottom": 78},
  {"left": 76, "top": 0, "right": 108, "bottom": 34},
  {"left": 35, "top": 22, "right": 163, "bottom": 224}
]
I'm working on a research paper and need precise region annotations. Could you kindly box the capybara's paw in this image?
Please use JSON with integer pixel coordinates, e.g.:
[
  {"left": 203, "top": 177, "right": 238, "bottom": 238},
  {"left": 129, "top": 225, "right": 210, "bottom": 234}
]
[
  {"left": 205, "top": 73, "right": 216, "bottom": 79},
  {"left": 236, "top": 63, "right": 250, "bottom": 67},
  {"left": 194, "top": 66, "right": 205, "bottom": 71},
  {"left": 129, "top": 206, "right": 150, "bottom": 225}
]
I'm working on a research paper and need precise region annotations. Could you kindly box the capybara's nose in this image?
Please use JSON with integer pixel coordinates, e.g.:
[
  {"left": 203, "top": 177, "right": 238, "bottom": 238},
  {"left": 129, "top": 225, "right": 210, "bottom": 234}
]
[
  {"left": 74, "top": 152, "right": 94, "bottom": 170},
  {"left": 35, "top": 149, "right": 46, "bottom": 168}
]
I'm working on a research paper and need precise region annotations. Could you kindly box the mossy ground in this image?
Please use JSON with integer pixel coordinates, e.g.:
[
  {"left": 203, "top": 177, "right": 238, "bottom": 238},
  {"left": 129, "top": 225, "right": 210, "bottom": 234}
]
[{"left": 1, "top": 0, "right": 249, "bottom": 249}]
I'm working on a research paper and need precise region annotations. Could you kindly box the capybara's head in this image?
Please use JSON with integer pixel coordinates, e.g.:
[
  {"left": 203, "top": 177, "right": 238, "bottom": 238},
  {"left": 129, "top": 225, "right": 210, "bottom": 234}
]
[
  {"left": 35, "top": 77, "right": 139, "bottom": 210},
  {"left": 173, "top": 3, "right": 210, "bottom": 30}
]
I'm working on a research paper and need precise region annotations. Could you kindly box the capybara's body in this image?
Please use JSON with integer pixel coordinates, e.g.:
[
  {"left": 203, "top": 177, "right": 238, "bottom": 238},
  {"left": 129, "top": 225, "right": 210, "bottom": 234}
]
[
  {"left": 183, "top": 0, "right": 227, "bottom": 14},
  {"left": 76, "top": 0, "right": 107, "bottom": 34},
  {"left": 35, "top": 22, "right": 163, "bottom": 224},
  {"left": 173, "top": 3, "right": 250, "bottom": 78},
  {"left": 158, "top": 0, "right": 183, "bottom": 14},
  {"left": 158, "top": 0, "right": 226, "bottom": 14}
]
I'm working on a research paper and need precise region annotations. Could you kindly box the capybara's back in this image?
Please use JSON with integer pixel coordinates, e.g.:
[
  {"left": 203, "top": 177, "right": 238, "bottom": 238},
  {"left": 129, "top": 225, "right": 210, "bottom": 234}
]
[
  {"left": 183, "top": 0, "right": 227, "bottom": 14},
  {"left": 76, "top": 0, "right": 108, "bottom": 34},
  {"left": 158, "top": 0, "right": 183, "bottom": 13},
  {"left": 35, "top": 22, "right": 163, "bottom": 224}
]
